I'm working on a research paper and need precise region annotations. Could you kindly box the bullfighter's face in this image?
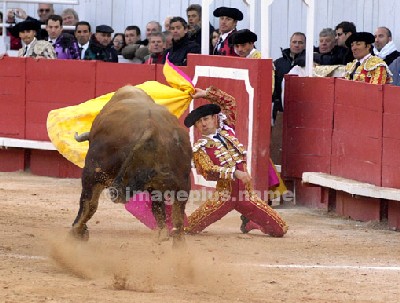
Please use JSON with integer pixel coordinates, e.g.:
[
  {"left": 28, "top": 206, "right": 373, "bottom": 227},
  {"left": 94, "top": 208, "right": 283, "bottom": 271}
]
[{"left": 195, "top": 114, "right": 218, "bottom": 136}]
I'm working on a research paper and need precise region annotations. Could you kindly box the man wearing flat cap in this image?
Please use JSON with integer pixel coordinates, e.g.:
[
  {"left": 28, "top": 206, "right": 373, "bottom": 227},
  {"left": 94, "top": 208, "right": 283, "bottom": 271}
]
[
  {"left": 16, "top": 19, "right": 56, "bottom": 58},
  {"left": 344, "top": 32, "right": 392, "bottom": 84},
  {"left": 84, "top": 24, "right": 118, "bottom": 62},
  {"left": 212, "top": 6, "right": 243, "bottom": 56},
  {"left": 184, "top": 86, "right": 288, "bottom": 237}
]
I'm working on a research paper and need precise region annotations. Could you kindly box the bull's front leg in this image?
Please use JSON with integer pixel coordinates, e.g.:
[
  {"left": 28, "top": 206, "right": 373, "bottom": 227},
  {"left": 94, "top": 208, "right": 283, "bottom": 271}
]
[
  {"left": 171, "top": 198, "right": 187, "bottom": 246},
  {"left": 71, "top": 183, "right": 103, "bottom": 240}
]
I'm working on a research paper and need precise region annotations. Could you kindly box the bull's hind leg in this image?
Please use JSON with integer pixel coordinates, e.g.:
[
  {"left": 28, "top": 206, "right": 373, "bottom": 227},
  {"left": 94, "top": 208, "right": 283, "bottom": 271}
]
[
  {"left": 71, "top": 183, "right": 104, "bottom": 240},
  {"left": 171, "top": 196, "right": 187, "bottom": 246},
  {"left": 150, "top": 191, "right": 169, "bottom": 242}
]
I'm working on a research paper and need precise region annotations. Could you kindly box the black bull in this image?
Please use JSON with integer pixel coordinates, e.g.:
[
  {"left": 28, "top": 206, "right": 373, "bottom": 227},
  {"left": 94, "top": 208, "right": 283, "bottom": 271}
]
[{"left": 71, "top": 86, "right": 192, "bottom": 242}]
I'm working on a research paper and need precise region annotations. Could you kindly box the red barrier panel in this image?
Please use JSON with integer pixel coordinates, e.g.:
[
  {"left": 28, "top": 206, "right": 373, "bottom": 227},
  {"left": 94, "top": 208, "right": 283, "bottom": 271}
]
[
  {"left": 331, "top": 79, "right": 383, "bottom": 186},
  {"left": 0, "top": 57, "right": 26, "bottom": 139},
  {"left": 282, "top": 76, "right": 334, "bottom": 179},
  {"left": 30, "top": 150, "right": 82, "bottom": 178},
  {"left": 187, "top": 54, "right": 272, "bottom": 192},
  {"left": 25, "top": 59, "right": 97, "bottom": 141},
  {"left": 382, "top": 85, "right": 400, "bottom": 188},
  {"left": 0, "top": 57, "right": 27, "bottom": 171},
  {"left": 95, "top": 62, "right": 156, "bottom": 95}
]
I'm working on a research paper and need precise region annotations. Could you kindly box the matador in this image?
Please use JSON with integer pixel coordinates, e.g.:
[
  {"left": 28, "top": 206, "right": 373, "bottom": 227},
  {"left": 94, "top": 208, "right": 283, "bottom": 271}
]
[{"left": 184, "top": 86, "right": 288, "bottom": 237}]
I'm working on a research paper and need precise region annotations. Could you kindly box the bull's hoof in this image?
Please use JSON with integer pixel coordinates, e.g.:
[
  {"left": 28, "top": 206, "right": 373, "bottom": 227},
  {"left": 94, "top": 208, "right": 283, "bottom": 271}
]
[
  {"left": 157, "top": 228, "right": 169, "bottom": 242},
  {"left": 70, "top": 225, "right": 89, "bottom": 241}
]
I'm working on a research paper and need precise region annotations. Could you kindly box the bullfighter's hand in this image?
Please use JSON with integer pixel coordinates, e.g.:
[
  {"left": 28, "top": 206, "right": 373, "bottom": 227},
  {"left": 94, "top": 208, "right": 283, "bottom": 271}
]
[
  {"left": 191, "top": 88, "right": 207, "bottom": 99},
  {"left": 234, "top": 170, "right": 252, "bottom": 184}
]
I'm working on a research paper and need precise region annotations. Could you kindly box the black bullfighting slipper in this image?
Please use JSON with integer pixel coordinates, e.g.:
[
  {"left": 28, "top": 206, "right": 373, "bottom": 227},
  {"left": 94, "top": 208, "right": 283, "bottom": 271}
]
[{"left": 240, "top": 215, "right": 250, "bottom": 234}]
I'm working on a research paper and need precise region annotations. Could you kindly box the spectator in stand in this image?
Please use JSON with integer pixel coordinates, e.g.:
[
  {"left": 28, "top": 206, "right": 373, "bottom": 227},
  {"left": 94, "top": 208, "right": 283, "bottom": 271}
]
[
  {"left": 373, "top": 27, "right": 400, "bottom": 66},
  {"left": 211, "top": 28, "right": 220, "bottom": 53},
  {"left": 46, "top": 14, "right": 80, "bottom": 59},
  {"left": 229, "top": 29, "right": 260, "bottom": 58},
  {"left": 112, "top": 33, "right": 126, "bottom": 55},
  {"left": 162, "top": 16, "right": 200, "bottom": 66},
  {"left": 344, "top": 32, "right": 392, "bottom": 84},
  {"left": 163, "top": 30, "right": 173, "bottom": 50},
  {"left": 122, "top": 25, "right": 143, "bottom": 60},
  {"left": 272, "top": 32, "right": 306, "bottom": 122},
  {"left": 313, "top": 28, "right": 343, "bottom": 65},
  {"left": 143, "top": 21, "right": 162, "bottom": 46},
  {"left": 74, "top": 21, "right": 91, "bottom": 59},
  {"left": 143, "top": 32, "right": 165, "bottom": 64},
  {"left": 1, "top": 11, "right": 22, "bottom": 51},
  {"left": 163, "top": 16, "right": 173, "bottom": 31},
  {"left": 84, "top": 24, "right": 118, "bottom": 63},
  {"left": 186, "top": 4, "right": 215, "bottom": 51},
  {"left": 61, "top": 8, "right": 79, "bottom": 35},
  {"left": 16, "top": 19, "right": 55, "bottom": 58},
  {"left": 212, "top": 6, "right": 243, "bottom": 56},
  {"left": 335, "top": 21, "right": 356, "bottom": 64},
  {"left": 389, "top": 56, "right": 400, "bottom": 86},
  {"left": 6, "top": 3, "right": 54, "bottom": 40}
]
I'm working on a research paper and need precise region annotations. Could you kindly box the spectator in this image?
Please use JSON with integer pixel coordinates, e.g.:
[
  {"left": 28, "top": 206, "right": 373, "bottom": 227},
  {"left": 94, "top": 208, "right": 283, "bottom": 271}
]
[
  {"left": 74, "top": 21, "right": 91, "bottom": 59},
  {"left": 16, "top": 20, "right": 55, "bottom": 58},
  {"left": 124, "top": 25, "right": 141, "bottom": 45},
  {"left": 61, "top": 8, "right": 79, "bottom": 26},
  {"left": 6, "top": 3, "right": 54, "bottom": 40},
  {"left": 144, "top": 32, "right": 165, "bottom": 64},
  {"left": 273, "top": 32, "right": 306, "bottom": 121},
  {"left": 389, "top": 57, "right": 400, "bottom": 86},
  {"left": 121, "top": 25, "right": 143, "bottom": 60},
  {"left": 313, "top": 28, "right": 343, "bottom": 65},
  {"left": 143, "top": 21, "right": 162, "bottom": 46},
  {"left": 163, "top": 16, "right": 173, "bottom": 31},
  {"left": 212, "top": 6, "right": 243, "bottom": 56},
  {"left": 344, "top": 32, "right": 392, "bottom": 84},
  {"left": 373, "top": 26, "right": 400, "bottom": 65},
  {"left": 46, "top": 14, "right": 80, "bottom": 59},
  {"left": 211, "top": 28, "right": 220, "bottom": 53},
  {"left": 335, "top": 21, "right": 356, "bottom": 64},
  {"left": 112, "top": 33, "right": 126, "bottom": 55},
  {"left": 186, "top": 4, "right": 215, "bottom": 51},
  {"left": 229, "top": 29, "right": 260, "bottom": 58},
  {"left": 163, "top": 30, "right": 173, "bottom": 49},
  {"left": 1, "top": 11, "right": 22, "bottom": 51},
  {"left": 84, "top": 25, "right": 118, "bottom": 63},
  {"left": 162, "top": 16, "right": 200, "bottom": 66},
  {"left": 61, "top": 8, "right": 79, "bottom": 35}
]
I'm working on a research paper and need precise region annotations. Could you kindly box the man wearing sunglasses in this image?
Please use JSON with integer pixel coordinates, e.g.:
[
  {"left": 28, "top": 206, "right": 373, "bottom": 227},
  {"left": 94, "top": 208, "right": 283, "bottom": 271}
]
[
  {"left": 6, "top": 3, "right": 54, "bottom": 40},
  {"left": 335, "top": 21, "right": 357, "bottom": 64}
]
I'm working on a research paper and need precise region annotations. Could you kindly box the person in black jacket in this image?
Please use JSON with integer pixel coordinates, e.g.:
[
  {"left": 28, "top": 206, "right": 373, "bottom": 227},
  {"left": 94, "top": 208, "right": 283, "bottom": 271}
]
[
  {"left": 272, "top": 32, "right": 306, "bottom": 121},
  {"left": 84, "top": 25, "right": 118, "bottom": 63},
  {"left": 162, "top": 16, "right": 200, "bottom": 66}
]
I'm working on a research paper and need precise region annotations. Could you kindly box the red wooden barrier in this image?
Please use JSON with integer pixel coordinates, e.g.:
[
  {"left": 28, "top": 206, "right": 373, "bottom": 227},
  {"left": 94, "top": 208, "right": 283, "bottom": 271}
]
[
  {"left": 95, "top": 61, "right": 156, "bottom": 95},
  {"left": 0, "top": 57, "right": 26, "bottom": 171},
  {"left": 282, "top": 76, "right": 334, "bottom": 179},
  {"left": 331, "top": 79, "right": 383, "bottom": 186},
  {"left": 187, "top": 54, "right": 272, "bottom": 192}
]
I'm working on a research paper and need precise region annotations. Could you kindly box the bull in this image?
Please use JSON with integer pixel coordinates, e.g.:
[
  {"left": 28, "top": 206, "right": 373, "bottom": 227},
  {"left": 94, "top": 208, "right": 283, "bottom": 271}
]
[{"left": 71, "top": 85, "right": 192, "bottom": 244}]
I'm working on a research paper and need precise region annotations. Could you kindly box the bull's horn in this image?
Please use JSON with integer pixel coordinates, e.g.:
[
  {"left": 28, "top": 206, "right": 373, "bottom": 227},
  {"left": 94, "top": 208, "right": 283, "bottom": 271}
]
[{"left": 74, "top": 132, "right": 90, "bottom": 142}]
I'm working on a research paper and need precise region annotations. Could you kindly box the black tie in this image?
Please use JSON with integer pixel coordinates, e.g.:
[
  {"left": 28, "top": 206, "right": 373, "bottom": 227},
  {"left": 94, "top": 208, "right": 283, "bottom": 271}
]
[
  {"left": 349, "top": 61, "right": 361, "bottom": 80},
  {"left": 214, "top": 37, "right": 223, "bottom": 54},
  {"left": 213, "top": 133, "right": 228, "bottom": 149},
  {"left": 23, "top": 46, "right": 28, "bottom": 56}
]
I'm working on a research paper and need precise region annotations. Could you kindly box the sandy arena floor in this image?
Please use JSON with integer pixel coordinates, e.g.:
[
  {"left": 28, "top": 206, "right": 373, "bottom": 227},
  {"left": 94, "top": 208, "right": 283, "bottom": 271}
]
[{"left": 0, "top": 171, "right": 399, "bottom": 303}]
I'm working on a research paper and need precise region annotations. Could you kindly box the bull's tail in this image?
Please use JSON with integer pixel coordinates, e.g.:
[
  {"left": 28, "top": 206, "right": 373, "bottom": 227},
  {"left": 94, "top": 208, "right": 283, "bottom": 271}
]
[{"left": 74, "top": 131, "right": 90, "bottom": 142}]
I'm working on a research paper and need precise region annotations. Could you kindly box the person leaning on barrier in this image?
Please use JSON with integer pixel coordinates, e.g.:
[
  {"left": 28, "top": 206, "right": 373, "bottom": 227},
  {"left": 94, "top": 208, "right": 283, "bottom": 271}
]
[
  {"left": 74, "top": 21, "right": 92, "bottom": 59},
  {"left": 389, "top": 56, "right": 400, "bottom": 86},
  {"left": 183, "top": 86, "right": 288, "bottom": 237},
  {"left": 15, "top": 20, "right": 55, "bottom": 59},
  {"left": 344, "top": 32, "right": 392, "bottom": 84},
  {"left": 373, "top": 26, "right": 400, "bottom": 66}
]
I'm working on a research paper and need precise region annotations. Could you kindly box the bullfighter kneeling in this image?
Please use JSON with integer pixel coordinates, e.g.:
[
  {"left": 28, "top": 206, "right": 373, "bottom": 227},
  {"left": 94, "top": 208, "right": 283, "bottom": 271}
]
[{"left": 184, "top": 86, "right": 288, "bottom": 237}]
